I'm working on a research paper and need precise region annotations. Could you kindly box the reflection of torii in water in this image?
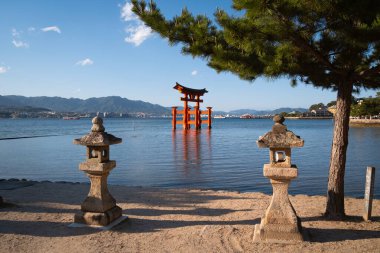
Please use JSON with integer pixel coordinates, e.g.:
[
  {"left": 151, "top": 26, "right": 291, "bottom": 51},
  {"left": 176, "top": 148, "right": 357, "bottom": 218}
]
[
  {"left": 172, "top": 129, "right": 211, "bottom": 176},
  {"left": 172, "top": 82, "right": 212, "bottom": 130}
]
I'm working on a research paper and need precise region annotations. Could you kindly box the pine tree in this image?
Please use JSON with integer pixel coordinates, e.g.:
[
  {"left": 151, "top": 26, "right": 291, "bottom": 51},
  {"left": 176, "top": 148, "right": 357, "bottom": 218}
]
[{"left": 132, "top": 0, "right": 380, "bottom": 219}]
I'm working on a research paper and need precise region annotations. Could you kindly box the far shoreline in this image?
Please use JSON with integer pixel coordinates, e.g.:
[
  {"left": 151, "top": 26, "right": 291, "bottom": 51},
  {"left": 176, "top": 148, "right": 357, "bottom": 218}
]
[
  {"left": 285, "top": 117, "right": 380, "bottom": 127},
  {"left": 349, "top": 118, "right": 380, "bottom": 127},
  {"left": 285, "top": 116, "right": 333, "bottom": 120}
]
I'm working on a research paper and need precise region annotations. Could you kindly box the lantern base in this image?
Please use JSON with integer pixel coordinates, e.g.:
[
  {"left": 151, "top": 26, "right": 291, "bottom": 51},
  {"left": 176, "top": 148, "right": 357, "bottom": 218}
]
[
  {"left": 74, "top": 205, "right": 122, "bottom": 226},
  {"left": 253, "top": 164, "right": 304, "bottom": 243},
  {"left": 253, "top": 220, "right": 303, "bottom": 243}
]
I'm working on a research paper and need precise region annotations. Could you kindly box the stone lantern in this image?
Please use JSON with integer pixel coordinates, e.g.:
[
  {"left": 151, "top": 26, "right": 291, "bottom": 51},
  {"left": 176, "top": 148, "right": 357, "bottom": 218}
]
[
  {"left": 253, "top": 115, "right": 304, "bottom": 242},
  {"left": 73, "top": 116, "right": 124, "bottom": 227}
]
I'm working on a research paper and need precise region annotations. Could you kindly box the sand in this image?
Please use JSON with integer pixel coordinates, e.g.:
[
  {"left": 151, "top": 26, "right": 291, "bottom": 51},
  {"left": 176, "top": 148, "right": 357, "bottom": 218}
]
[{"left": 0, "top": 181, "right": 379, "bottom": 253}]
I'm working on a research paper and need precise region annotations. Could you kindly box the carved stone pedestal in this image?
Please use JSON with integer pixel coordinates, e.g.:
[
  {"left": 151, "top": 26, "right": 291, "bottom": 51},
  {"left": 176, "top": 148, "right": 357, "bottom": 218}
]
[
  {"left": 253, "top": 165, "right": 303, "bottom": 242},
  {"left": 72, "top": 116, "right": 125, "bottom": 228},
  {"left": 75, "top": 206, "right": 122, "bottom": 226},
  {"left": 74, "top": 160, "right": 122, "bottom": 226}
]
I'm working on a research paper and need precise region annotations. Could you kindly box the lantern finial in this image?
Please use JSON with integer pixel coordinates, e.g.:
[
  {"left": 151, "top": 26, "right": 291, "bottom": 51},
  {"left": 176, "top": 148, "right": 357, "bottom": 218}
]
[{"left": 91, "top": 116, "right": 105, "bottom": 132}]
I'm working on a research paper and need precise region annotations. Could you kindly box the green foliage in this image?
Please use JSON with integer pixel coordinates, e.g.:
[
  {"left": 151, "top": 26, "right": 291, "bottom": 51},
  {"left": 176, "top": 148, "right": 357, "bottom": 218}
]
[
  {"left": 309, "top": 102, "right": 325, "bottom": 111},
  {"left": 351, "top": 97, "right": 380, "bottom": 116},
  {"left": 327, "top": 100, "right": 336, "bottom": 107},
  {"left": 351, "top": 96, "right": 359, "bottom": 105},
  {"left": 280, "top": 111, "right": 302, "bottom": 117},
  {"left": 132, "top": 0, "right": 380, "bottom": 90}
]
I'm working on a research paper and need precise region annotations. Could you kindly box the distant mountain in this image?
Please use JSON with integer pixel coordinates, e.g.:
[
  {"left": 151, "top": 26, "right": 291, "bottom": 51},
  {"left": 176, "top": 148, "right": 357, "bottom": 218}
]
[
  {"left": 168, "top": 108, "right": 308, "bottom": 116},
  {"left": 0, "top": 95, "right": 170, "bottom": 115},
  {"left": 0, "top": 105, "right": 51, "bottom": 113},
  {"left": 228, "top": 107, "right": 307, "bottom": 115},
  {"left": 228, "top": 109, "right": 261, "bottom": 115},
  {"left": 0, "top": 95, "right": 308, "bottom": 116},
  {"left": 270, "top": 107, "right": 308, "bottom": 114}
]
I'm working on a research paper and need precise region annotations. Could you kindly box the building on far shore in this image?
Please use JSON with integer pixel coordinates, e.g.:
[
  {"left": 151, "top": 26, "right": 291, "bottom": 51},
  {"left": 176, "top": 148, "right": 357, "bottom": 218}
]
[{"left": 302, "top": 106, "right": 333, "bottom": 118}]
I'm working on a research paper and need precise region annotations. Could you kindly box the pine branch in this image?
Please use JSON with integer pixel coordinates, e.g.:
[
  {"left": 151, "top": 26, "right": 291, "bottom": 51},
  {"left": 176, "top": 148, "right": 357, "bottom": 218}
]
[
  {"left": 359, "top": 65, "right": 380, "bottom": 78},
  {"left": 271, "top": 8, "right": 342, "bottom": 76},
  {"left": 131, "top": 0, "right": 380, "bottom": 90}
]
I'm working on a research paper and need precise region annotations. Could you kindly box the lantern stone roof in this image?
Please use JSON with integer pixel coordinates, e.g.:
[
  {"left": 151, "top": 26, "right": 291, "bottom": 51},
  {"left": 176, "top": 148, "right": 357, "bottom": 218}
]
[
  {"left": 73, "top": 116, "right": 122, "bottom": 146},
  {"left": 173, "top": 82, "right": 208, "bottom": 96},
  {"left": 257, "top": 115, "right": 304, "bottom": 148}
]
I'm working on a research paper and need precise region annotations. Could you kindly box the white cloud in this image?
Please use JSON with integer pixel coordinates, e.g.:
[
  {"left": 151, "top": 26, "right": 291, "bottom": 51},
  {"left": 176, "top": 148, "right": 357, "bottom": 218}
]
[
  {"left": 121, "top": 1, "right": 153, "bottom": 46},
  {"left": 76, "top": 58, "right": 94, "bottom": 66},
  {"left": 11, "top": 28, "right": 29, "bottom": 48},
  {"left": 121, "top": 2, "right": 137, "bottom": 21},
  {"left": 191, "top": 70, "right": 198, "bottom": 76},
  {"left": 41, "top": 26, "right": 61, "bottom": 34},
  {"left": 74, "top": 88, "right": 81, "bottom": 93},
  {"left": 12, "top": 39, "right": 29, "bottom": 48},
  {"left": 0, "top": 66, "right": 10, "bottom": 74},
  {"left": 124, "top": 24, "right": 153, "bottom": 46},
  {"left": 11, "top": 28, "right": 20, "bottom": 37},
  {"left": 28, "top": 27, "right": 36, "bottom": 32}
]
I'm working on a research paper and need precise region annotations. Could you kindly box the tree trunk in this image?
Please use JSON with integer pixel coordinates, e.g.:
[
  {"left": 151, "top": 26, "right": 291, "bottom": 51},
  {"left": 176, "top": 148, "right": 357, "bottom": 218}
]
[{"left": 324, "top": 82, "right": 353, "bottom": 220}]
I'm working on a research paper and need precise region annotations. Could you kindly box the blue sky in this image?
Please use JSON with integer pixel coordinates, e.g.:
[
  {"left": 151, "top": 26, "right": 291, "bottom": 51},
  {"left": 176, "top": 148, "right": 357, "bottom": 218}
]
[{"left": 0, "top": 0, "right": 378, "bottom": 111}]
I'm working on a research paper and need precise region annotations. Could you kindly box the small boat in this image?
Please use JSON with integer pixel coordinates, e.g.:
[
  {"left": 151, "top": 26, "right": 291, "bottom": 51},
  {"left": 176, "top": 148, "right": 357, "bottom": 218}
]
[
  {"left": 214, "top": 115, "right": 226, "bottom": 119},
  {"left": 63, "top": 116, "right": 80, "bottom": 120}
]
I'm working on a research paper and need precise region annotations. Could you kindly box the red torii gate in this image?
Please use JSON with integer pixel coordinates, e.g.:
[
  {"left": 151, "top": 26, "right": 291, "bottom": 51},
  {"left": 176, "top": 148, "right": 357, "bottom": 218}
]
[{"left": 172, "top": 82, "right": 212, "bottom": 130}]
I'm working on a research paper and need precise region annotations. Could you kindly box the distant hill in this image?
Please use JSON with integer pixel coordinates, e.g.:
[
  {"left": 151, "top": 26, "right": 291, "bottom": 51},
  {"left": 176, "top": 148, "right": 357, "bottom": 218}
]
[
  {"left": 0, "top": 95, "right": 170, "bottom": 115},
  {"left": 0, "top": 95, "right": 308, "bottom": 116},
  {"left": 228, "top": 109, "right": 261, "bottom": 115},
  {"left": 229, "top": 107, "right": 308, "bottom": 115},
  {"left": 0, "top": 105, "right": 51, "bottom": 113}
]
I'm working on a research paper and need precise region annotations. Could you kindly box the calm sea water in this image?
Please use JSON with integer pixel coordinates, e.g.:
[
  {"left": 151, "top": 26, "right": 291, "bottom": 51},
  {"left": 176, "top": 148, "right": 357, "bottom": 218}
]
[{"left": 0, "top": 118, "right": 379, "bottom": 198}]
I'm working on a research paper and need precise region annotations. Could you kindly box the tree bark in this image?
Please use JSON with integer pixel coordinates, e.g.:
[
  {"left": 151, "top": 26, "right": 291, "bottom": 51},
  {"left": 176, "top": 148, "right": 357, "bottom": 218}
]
[{"left": 324, "top": 81, "right": 353, "bottom": 220}]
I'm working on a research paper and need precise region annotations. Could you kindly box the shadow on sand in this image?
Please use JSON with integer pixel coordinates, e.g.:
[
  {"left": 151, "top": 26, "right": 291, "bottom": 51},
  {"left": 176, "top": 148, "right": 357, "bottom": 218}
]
[
  {"left": 0, "top": 182, "right": 257, "bottom": 237},
  {"left": 301, "top": 215, "right": 380, "bottom": 242},
  {"left": 307, "top": 226, "right": 380, "bottom": 242},
  {"left": 1, "top": 182, "right": 379, "bottom": 242}
]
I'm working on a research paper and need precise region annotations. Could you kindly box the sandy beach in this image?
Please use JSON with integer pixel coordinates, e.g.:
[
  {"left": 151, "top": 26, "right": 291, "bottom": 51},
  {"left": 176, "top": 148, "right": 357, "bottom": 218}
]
[{"left": 0, "top": 180, "right": 379, "bottom": 253}]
